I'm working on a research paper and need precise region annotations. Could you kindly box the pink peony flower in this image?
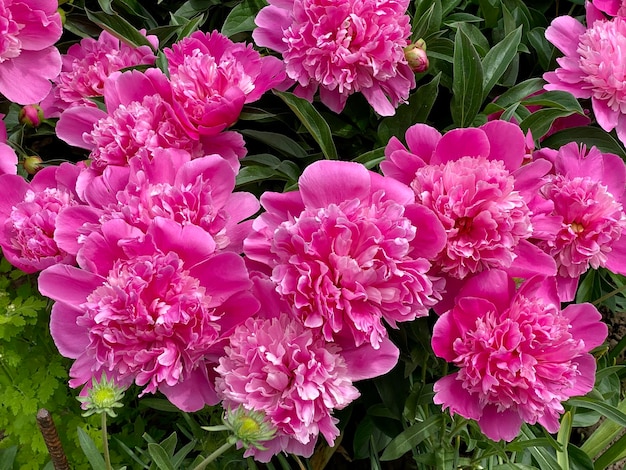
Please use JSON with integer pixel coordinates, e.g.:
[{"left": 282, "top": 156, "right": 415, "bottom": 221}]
[
  {"left": 253, "top": 0, "right": 416, "bottom": 116},
  {"left": 0, "top": 0, "right": 62, "bottom": 104},
  {"left": 593, "top": 0, "right": 626, "bottom": 16},
  {"left": 244, "top": 160, "right": 446, "bottom": 349},
  {"left": 432, "top": 270, "right": 607, "bottom": 442},
  {"left": 215, "top": 313, "right": 360, "bottom": 461},
  {"left": 544, "top": 3, "right": 626, "bottom": 144},
  {"left": 0, "top": 163, "right": 81, "bottom": 272},
  {"left": 164, "top": 31, "right": 285, "bottom": 135},
  {"left": 54, "top": 151, "right": 259, "bottom": 260},
  {"left": 55, "top": 68, "right": 246, "bottom": 175},
  {"left": 38, "top": 217, "right": 260, "bottom": 412},
  {"left": 41, "top": 30, "right": 158, "bottom": 118},
  {"left": 0, "top": 115, "right": 17, "bottom": 175},
  {"left": 381, "top": 121, "right": 556, "bottom": 285},
  {"left": 532, "top": 143, "right": 626, "bottom": 300}
]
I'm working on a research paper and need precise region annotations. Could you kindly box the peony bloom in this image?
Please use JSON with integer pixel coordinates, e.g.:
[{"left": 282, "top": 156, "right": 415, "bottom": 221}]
[
  {"left": 38, "top": 217, "right": 260, "bottom": 412},
  {"left": 164, "top": 31, "right": 285, "bottom": 135},
  {"left": 0, "top": 0, "right": 62, "bottom": 104},
  {"left": 41, "top": 30, "right": 158, "bottom": 118},
  {"left": 244, "top": 160, "right": 446, "bottom": 349},
  {"left": 593, "top": 0, "right": 626, "bottom": 16},
  {"left": 55, "top": 68, "right": 246, "bottom": 176},
  {"left": 253, "top": 0, "right": 415, "bottom": 116},
  {"left": 215, "top": 313, "right": 360, "bottom": 461},
  {"left": 0, "top": 115, "right": 17, "bottom": 175},
  {"left": 432, "top": 270, "right": 607, "bottom": 442},
  {"left": 381, "top": 121, "right": 556, "bottom": 288},
  {"left": 544, "top": 3, "right": 626, "bottom": 144},
  {"left": 54, "top": 151, "right": 259, "bottom": 259},
  {"left": 0, "top": 163, "right": 81, "bottom": 273},
  {"left": 532, "top": 143, "right": 626, "bottom": 300}
]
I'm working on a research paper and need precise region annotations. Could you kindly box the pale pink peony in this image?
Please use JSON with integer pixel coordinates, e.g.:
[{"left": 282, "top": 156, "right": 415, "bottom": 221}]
[
  {"left": 253, "top": 0, "right": 415, "bottom": 116},
  {"left": 165, "top": 31, "right": 285, "bottom": 135},
  {"left": 381, "top": 121, "right": 556, "bottom": 286},
  {"left": 56, "top": 68, "right": 246, "bottom": 177},
  {"left": 532, "top": 143, "right": 626, "bottom": 300},
  {"left": 0, "top": 163, "right": 80, "bottom": 273},
  {"left": 215, "top": 313, "right": 360, "bottom": 461},
  {"left": 54, "top": 151, "right": 259, "bottom": 260},
  {"left": 244, "top": 160, "right": 446, "bottom": 349},
  {"left": 544, "top": 4, "right": 626, "bottom": 144},
  {"left": 38, "top": 217, "right": 260, "bottom": 411},
  {"left": 0, "top": 115, "right": 17, "bottom": 175},
  {"left": 432, "top": 269, "right": 607, "bottom": 442},
  {"left": 41, "top": 30, "right": 158, "bottom": 118},
  {"left": 0, "top": 0, "right": 62, "bottom": 104}
]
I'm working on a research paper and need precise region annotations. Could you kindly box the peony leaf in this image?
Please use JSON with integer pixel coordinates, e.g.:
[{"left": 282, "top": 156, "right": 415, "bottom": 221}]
[
  {"left": 77, "top": 427, "right": 106, "bottom": 470},
  {"left": 379, "top": 414, "right": 443, "bottom": 461},
  {"left": 482, "top": 25, "right": 523, "bottom": 100},
  {"left": 412, "top": 1, "right": 442, "bottom": 40},
  {"left": 568, "top": 397, "right": 626, "bottom": 428},
  {"left": 542, "top": 126, "right": 626, "bottom": 159},
  {"left": 451, "top": 25, "right": 484, "bottom": 127},
  {"left": 274, "top": 90, "right": 339, "bottom": 160},
  {"left": 85, "top": 8, "right": 156, "bottom": 51},
  {"left": 556, "top": 411, "right": 572, "bottom": 470},
  {"left": 221, "top": 0, "right": 266, "bottom": 37},
  {"left": 148, "top": 443, "right": 175, "bottom": 470},
  {"left": 240, "top": 129, "right": 308, "bottom": 159},
  {"left": 519, "top": 108, "right": 578, "bottom": 141}
]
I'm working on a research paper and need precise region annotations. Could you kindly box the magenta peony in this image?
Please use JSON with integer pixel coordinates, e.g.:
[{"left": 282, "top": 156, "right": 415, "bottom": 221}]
[
  {"left": 0, "top": 163, "right": 81, "bottom": 273},
  {"left": 533, "top": 143, "right": 626, "bottom": 300},
  {"left": 544, "top": 3, "right": 626, "bottom": 144},
  {"left": 0, "top": 115, "right": 17, "bottom": 175},
  {"left": 381, "top": 121, "right": 556, "bottom": 285},
  {"left": 165, "top": 30, "right": 285, "bottom": 135},
  {"left": 215, "top": 313, "right": 360, "bottom": 461},
  {"left": 593, "top": 0, "right": 626, "bottom": 16},
  {"left": 432, "top": 269, "right": 607, "bottom": 442},
  {"left": 244, "top": 160, "right": 446, "bottom": 349},
  {"left": 41, "top": 30, "right": 158, "bottom": 118},
  {"left": 0, "top": 0, "right": 62, "bottom": 104},
  {"left": 253, "top": 0, "right": 415, "bottom": 116},
  {"left": 38, "top": 217, "right": 260, "bottom": 412}
]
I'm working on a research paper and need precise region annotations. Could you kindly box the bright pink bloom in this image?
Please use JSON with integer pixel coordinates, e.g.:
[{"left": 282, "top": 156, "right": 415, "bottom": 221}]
[
  {"left": 244, "top": 160, "right": 446, "bottom": 349},
  {"left": 216, "top": 314, "right": 360, "bottom": 461},
  {"left": 55, "top": 68, "right": 246, "bottom": 176},
  {"left": 253, "top": 0, "right": 415, "bottom": 116},
  {"left": 164, "top": 31, "right": 285, "bottom": 135},
  {"left": 544, "top": 4, "right": 626, "bottom": 144},
  {"left": 533, "top": 143, "right": 626, "bottom": 300},
  {"left": 381, "top": 121, "right": 556, "bottom": 285},
  {"left": 432, "top": 270, "right": 607, "bottom": 442},
  {"left": 41, "top": 30, "right": 158, "bottom": 118},
  {"left": 0, "top": 163, "right": 81, "bottom": 273},
  {"left": 593, "top": 0, "right": 626, "bottom": 16},
  {"left": 0, "top": 0, "right": 62, "bottom": 104},
  {"left": 55, "top": 151, "right": 259, "bottom": 259},
  {"left": 38, "top": 217, "right": 260, "bottom": 412},
  {"left": 0, "top": 115, "right": 17, "bottom": 175}
]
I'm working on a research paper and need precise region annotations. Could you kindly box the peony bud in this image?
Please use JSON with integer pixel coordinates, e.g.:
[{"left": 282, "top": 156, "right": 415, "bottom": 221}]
[
  {"left": 404, "top": 39, "right": 429, "bottom": 73},
  {"left": 22, "top": 156, "right": 43, "bottom": 175},
  {"left": 18, "top": 104, "right": 44, "bottom": 128}
]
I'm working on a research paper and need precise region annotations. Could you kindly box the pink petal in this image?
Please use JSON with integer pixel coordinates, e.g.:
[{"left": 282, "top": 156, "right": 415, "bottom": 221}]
[
  {"left": 404, "top": 204, "right": 446, "bottom": 259},
  {"left": 361, "top": 85, "right": 396, "bottom": 116},
  {"left": 56, "top": 107, "right": 106, "bottom": 150},
  {"left": 190, "top": 252, "right": 253, "bottom": 306},
  {"left": 54, "top": 206, "right": 102, "bottom": 255},
  {"left": 159, "top": 366, "right": 219, "bottom": 411},
  {"left": 545, "top": 16, "right": 586, "bottom": 57},
  {"left": 405, "top": 124, "right": 442, "bottom": 162},
  {"left": 432, "top": 128, "right": 491, "bottom": 164},
  {"left": 49, "top": 302, "right": 89, "bottom": 358},
  {"left": 149, "top": 218, "right": 216, "bottom": 266},
  {"left": 592, "top": 97, "right": 620, "bottom": 133},
  {"left": 563, "top": 303, "right": 608, "bottom": 350},
  {"left": 0, "top": 143, "right": 17, "bottom": 175},
  {"left": 507, "top": 239, "right": 557, "bottom": 278},
  {"left": 369, "top": 171, "right": 414, "bottom": 205},
  {"left": 480, "top": 120, "right": 525, "bottom": 171},
  {"left": 456, "top": 270, "right": 515, "bottom": 313},
  {"left": 253, "top": 6, "right": 291, "bottom": 53},
  {"left": 0, "top": 48, "right": 61, "bottom": 104},
  {"left": 340, "top": 336, "right": 399, "bottom": 381},
  {"left": 477, "top": 405, "right": 523, "bottom": 442},
  {"left": 433, "top": 373, "right": 482, "bottom": 420},
  {"left": 567, "top": 354, "right": 597, "bottom": 396},
  {"left": 298, "top": 160, "right": 371, "bottom": 208},
  {"left": 431, "top": 312, "right": 460, "bottom": 361},
  {"left": 38, "top": 264, "right": 103, "bottom": 305}
]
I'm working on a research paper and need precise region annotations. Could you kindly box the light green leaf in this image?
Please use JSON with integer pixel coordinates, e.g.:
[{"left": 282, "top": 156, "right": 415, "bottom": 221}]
[
  {"left": 556, "top": 411, "right": 572, "bottom": 470},
  {"left": 482, "top": 26, "right": 523, "bottom": 99},
  {"left": 77, "top": 427, "right": 106, "bottom": 470},
  {"left": 451, "top": 26, "right": 484, "bottom": 127},
  {"left": 273, "top": 90, "right": 338, "bottom": 160},
  {"left": 0, "top": 446, "right": 17, "bottom": 470},
  {"left": 148, "top": 443, "right": 175, "bottom": 470},
  {"left": 568, "top": 397, "right": 626, "bottom": 427},
  {"left": 221, "top": 0, "right": 266, "bottom": 37}
]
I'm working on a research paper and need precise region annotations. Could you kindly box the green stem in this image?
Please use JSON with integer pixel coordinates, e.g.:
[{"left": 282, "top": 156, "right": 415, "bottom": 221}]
[
  {"left": 191, "top": 440, "right": 234, "bottom": 470},
  {"left": 102, "top": 413, "right": 111, "bottom": 470}
]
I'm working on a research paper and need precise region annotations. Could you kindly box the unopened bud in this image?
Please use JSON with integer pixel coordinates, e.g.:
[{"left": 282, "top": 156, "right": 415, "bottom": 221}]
[
  {"left": 22, "top": 156, "right": 43, "bottom": 175},
  {"left": 405, "top": 39, "right": 429, "bottom": 73},
  {"left": 18, "top": 104, "right": 44, "bottom": 128}
]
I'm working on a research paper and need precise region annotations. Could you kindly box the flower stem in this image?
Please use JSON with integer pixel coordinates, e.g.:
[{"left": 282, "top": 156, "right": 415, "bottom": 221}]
[
  {"left": 101, "top": 413, "right": 111, "bottom": 470},
  {"left": 191, "top": 441, "right": 234, "bottom": 470}
]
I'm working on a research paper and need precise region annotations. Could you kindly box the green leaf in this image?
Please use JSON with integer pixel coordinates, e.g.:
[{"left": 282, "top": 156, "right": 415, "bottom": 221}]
[
  {"left": 236, "top": 165, "right": 280, "bottom": 186},
  {"left": 567, "top": 444, "right": 594, "bottom": 470},
  {"left": 484, "top": 78, "right": 544, "bottom": 111},
  {"left": 519, "top": 425, "right": 561, "bottom": 470},
  {"left": 541, "top": 127, "right": 626, "bottom": 159},
  {"left": 451, "top": 26, "right": 484, "bottom": 127},
  {"left": 379, "top": 414, "right": 443, "bottom": 461},
  {"left": 139, "top": 398, "right": 181, "bottom": 412},
  {"left": 148, "top": 443, "right": 175, "bottom": 470},
  {"left": 353, "top": 147, "right": 385, "bottom": 170},
  {"left": 273, "top": 90, "right": 338, "bottom": 160},
  {"left": 482, "top": 26, "right": 523, "bottom": 100},
  {"left": 240, "top": 129, "right": 308, "bottom": 159},
  {"left": 556, "top": 411, "right": 572, "bottom": 470},
  {"left": 412, "top": 1, "right": 441, "bottom": 40},
  {"left": 176, "top": 14, "right": 205, "bottom": 40},
  {"left": 0, "top": 446, "right": 17, "bottom": 470},
  {"left": 519, "top": 108, "right": 577, "bottom": 140},
  {"left": 221, "top": 0, "right": 266, "bottom": 37},
  {"left": 85, "top": 9, "right": 156, "bottom": 51},
  {"left": 521, "top": 91, "right": 583, "bottom": 113},
  {"left": 594, "top": 433, "right": 626, "bottom": 470},
  {"left": 528, "top": 27, "right": 553, "bottom": 70},
  {"left": 568, "top": 397, "right": 626, "bottom": 427},
  {"left": 171, "top": 440, "right": 197, "bottom": 468},
  {"left": 77, "top": 426, "right": 106, "bottom": 470},
  {"left": 377, "top": 73, "right": 441, "bottom": 144},
  {"left": 97, "top": 0, "right": 115, "bottom": 15}
]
